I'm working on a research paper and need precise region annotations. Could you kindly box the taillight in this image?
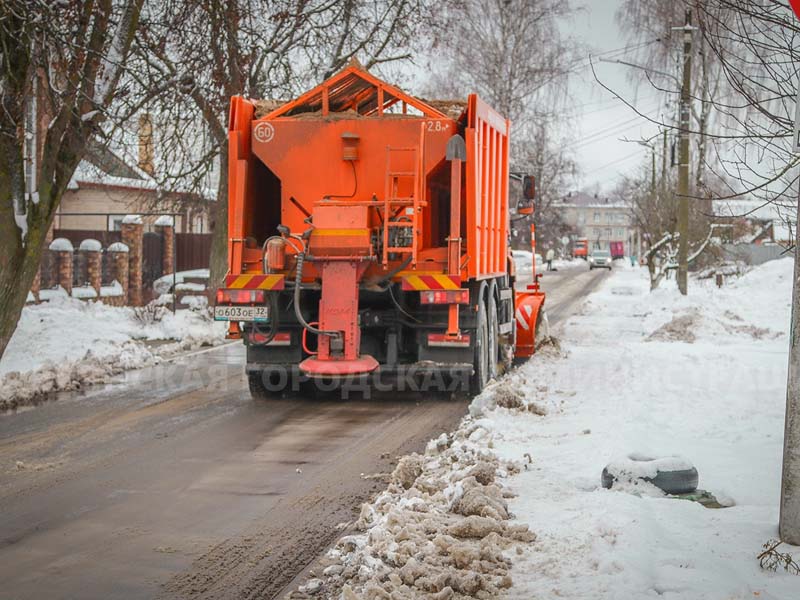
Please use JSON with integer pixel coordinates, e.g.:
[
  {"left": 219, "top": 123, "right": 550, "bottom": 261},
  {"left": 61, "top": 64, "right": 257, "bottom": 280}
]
[
  {"left": 420, "top": 289, "right": 470, "bottom": 305},
  {"left": 216, "top": 289, "right": 266, "bottom": 304}
]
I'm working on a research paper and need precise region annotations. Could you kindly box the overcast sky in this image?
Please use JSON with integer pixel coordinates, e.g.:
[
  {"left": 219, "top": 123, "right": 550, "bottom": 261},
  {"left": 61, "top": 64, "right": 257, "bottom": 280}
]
[
  {"left": 568, "top": 1, "right": 666, "bottom": 194},
  {"left": 397, "top": 1, "right": 673, "bottom": 196}
]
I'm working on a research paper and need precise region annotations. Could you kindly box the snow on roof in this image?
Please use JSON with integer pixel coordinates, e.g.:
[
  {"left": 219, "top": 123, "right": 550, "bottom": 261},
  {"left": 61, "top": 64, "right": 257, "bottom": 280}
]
[
  {"left": 122, "top": 214, "right": 143, "bottom": 224},
  {"left": 107, "top": 242, "right": 130, "bottom": 253},
  {"left": 559, "top": 191, "right": 628, "bottom": 208},
  {"left": 154, "top": 215, "right": 174, "bottom": 227},
  {"left": 49, "top": 237, "right": 74, "bottom": 252},
  {"left": 79, "top": 238, "right": 102, "bottom": 252}
]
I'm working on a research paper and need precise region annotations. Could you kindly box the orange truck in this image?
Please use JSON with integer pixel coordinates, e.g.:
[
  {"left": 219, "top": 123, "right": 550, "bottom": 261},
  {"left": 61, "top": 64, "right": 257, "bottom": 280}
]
[
  {"left": 573, "top": 238, "right": 588, "bottom": 260},
  {"left": 216, "top": 64, "right": 545, "bottom": 398}
]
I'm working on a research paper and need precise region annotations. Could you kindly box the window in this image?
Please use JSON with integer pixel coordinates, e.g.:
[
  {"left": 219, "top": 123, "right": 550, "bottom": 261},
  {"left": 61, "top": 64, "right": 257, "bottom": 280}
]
[
  {"left": 606, "top": 213, "right": 612, "bottom": 224},
  {"left": 605, "top": 228, "right": 612, "bottom": 239},
  {"left": 593, "top": 212, "right": 600, "bottom": 223},
  {"left": 578, "top": 212, "right": 586, "bottom": 224},
  {"left": 616, "top": 228, "right": 625, "bottom": 238}
]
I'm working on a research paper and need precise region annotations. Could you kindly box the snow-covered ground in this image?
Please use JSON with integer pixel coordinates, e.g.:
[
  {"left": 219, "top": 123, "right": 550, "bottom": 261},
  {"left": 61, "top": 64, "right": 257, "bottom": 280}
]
[
  {"left": 0, "top": 297, "right": 225, "bottom": 410},
  {"left": 307, "top": 259, "right": 797, "bottom": 599}
]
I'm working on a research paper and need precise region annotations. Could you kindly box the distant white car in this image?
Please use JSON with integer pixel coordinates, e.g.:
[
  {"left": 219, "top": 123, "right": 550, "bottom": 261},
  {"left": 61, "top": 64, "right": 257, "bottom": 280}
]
[
  {"left": 512, "top": 249, "right": 533, "bottom": 271},
  {"left": 589, "top": 249, "right": 612, "bottom": 270}
]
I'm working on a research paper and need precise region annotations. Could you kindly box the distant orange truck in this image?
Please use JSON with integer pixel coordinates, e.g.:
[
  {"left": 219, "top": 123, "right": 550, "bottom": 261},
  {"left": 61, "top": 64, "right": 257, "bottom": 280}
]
[{"left": 573, "top": 238, "right": 588, "bottom": 260}]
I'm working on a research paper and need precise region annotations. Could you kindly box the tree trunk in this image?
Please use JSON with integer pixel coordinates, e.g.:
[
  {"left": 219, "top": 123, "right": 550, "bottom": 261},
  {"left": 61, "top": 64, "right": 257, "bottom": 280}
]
[
  {"left": 0, "top": 166, "right": 55, "bottom": 360},
  {"left": 208, "top": 146, "right": 229, "bottom": 293},
  {"left": 0, "top": 230, "right": 49, "bottom": 360}
]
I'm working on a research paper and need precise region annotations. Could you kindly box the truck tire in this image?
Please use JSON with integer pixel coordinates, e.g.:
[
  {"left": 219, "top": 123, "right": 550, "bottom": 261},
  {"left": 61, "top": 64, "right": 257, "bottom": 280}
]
[
  {"left": 470, "top": 298, "right": 489, "bottom": 395},
  {"left": 248, "top": 371, "right": 273, "bottom": 400},
  {"left": 601, "top": 456, "right": 699, "bottom": 495},
  {"left": 487, "top": 294, "right": 499, "bottom": 380}
]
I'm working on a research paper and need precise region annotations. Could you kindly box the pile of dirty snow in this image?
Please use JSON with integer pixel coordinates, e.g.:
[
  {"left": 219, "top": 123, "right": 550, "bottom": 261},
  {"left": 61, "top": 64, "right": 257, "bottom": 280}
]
[
  {"left": 292, "top": 419, "right": 537, "bottom": 599},
  {"left": 0, "top": 297, "right": 225, "bottom": 410}
]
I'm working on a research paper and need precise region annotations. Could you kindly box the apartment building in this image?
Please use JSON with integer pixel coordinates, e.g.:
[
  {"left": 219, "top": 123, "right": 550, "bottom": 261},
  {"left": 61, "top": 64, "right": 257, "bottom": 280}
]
[{"left": 558, "top": 191, "right": 639, "bottom": 256}]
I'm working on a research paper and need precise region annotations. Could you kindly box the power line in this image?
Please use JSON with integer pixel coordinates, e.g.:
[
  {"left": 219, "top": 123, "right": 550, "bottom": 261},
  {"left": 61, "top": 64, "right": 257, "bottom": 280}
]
[{"left": 582, "top": 149, "right": 643, "bottom": 177}]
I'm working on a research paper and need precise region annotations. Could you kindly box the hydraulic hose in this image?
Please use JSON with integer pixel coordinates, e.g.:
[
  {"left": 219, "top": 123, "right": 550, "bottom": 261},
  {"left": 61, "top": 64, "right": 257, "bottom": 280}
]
[
  {"left": 366, "top": 255, "right": 412, "bottom": 289},
  {"left": 248, "top": 292, "right": 279, "bottom": 346},
  {"left": 293, "top": 252, "right": 341, "bottom": 341}
]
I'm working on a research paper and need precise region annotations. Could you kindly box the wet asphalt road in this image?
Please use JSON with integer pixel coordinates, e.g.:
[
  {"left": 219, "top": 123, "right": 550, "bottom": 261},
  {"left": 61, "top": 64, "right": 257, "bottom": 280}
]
[{"left": 0, "top": 263, "right": 608, "bottom": 600}]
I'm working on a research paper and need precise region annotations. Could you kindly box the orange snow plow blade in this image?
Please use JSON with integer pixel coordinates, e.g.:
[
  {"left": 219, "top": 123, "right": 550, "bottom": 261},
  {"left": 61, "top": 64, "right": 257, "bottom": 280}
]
[{"left": 514, "top": 289, "right": 545, "bottom": 359}]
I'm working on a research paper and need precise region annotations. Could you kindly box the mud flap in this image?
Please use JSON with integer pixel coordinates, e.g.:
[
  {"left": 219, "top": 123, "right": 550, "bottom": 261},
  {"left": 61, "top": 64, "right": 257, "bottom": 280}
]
[{"left": 514, "top": 290, "right": 545, "bottom": 359}]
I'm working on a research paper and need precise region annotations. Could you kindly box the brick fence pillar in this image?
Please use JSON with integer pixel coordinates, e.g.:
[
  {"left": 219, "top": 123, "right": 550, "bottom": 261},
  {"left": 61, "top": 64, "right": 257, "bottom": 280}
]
[
  {"left": 49, "top": 238, "right": 74, "bottom": 296},
  {"left": 155, "top": 216, "right": 175, "bottom": 276},
  {"left": 108, "top": 242, "right": 130, "bottom": 306},
  {"left": 80, "top": 238, "right": 103, "bottom": 297},
  {"left": 121, "top": 215, "right": 144, "bottom": 306}
]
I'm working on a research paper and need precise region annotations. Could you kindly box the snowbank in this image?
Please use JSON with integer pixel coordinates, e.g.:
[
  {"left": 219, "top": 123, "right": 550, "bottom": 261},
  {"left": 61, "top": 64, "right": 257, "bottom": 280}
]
[
  {"left": 0, "top": 297, "right": 226, "bottom": 410},
  {"left": 299, "top": 259, "right": 797, "bottom": 599},
  {"left": 474, "top": 259, "right": 797, "bottom": 599}
]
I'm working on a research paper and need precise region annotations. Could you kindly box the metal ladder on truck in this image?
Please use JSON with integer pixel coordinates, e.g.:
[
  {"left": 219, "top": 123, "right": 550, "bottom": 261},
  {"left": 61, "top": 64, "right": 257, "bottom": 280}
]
[{"left": 383, "top": 146, "right": 422, "bottom": 267}]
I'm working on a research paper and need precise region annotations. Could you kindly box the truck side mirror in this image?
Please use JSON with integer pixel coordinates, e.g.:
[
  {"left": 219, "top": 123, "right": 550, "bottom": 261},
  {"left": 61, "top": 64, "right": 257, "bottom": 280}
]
[
  {"left": 522, "top": 175, "right": 535, "bottom": 200},
  {"left": 518, "top": 175, "right": 534, "bottom": 215}
]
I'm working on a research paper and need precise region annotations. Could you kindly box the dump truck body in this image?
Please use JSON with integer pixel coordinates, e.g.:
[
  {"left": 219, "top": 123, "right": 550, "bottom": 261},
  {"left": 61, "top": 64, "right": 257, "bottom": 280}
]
[
  {"left": 217, "top": 65, "right": 544, "bottom": 396},
  {"left": 573, "top": 238, "right": 588, "bottom": 260}
]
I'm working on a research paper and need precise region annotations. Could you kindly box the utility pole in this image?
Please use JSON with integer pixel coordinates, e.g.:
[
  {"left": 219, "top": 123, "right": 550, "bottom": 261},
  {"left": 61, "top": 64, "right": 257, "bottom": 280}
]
[
  {"left": 651, "top": 145, "right": 656, "bottom": 196},
  {"left": 779, "top": 87, "right": 800, "bottom": 545},
  {"left": 781, "top": 199, "right": 800, "bottom": 544},
  {"left": 674, "top": 11, "right": 693, "bottom": 295},
  {"left": 661, "top": 128, "right": 667, "bottom": 198}
]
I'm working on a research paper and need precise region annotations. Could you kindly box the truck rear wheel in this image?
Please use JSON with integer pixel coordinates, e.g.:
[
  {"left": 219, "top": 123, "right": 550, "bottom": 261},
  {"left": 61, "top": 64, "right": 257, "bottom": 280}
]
[
  {"left": 470, "top": 298, "right": 489, "bottom": 395},
  {"left": 487, "top": 295, "right": 499, "bottom": 381},
  {"left": 248, "top": 371, "right": 274, "bottom": 400}
]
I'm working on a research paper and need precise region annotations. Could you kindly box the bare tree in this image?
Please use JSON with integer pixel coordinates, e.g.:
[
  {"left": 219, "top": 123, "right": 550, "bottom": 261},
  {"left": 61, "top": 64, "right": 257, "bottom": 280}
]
[
  {"left": 423, "top": 0, "right": 580, "bottom": 250},
  {"left": 123, "top": 0, "right": 431, "bottom": 290},
  {"left": 0, "top": 0, "right": 144, "bottom": 360}
]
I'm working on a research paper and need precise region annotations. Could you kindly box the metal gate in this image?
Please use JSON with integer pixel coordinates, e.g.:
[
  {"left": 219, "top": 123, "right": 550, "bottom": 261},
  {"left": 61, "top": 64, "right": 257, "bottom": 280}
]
[{"left": 142, "top": 231, "right": 164, "bottom": 291}]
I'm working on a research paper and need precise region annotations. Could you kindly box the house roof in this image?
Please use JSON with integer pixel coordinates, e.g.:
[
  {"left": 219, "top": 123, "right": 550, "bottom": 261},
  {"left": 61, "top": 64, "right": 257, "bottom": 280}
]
[
  {"left": 713, "top": 200, "right": 795, "bottom": 243},
  {"left": 85, "top": 138, "right": 146, "bottom": 181},
  {"left": 558, "top": 191, "right": 629, "bottom": 209},
  {"left": 68, "top": 138, "right": 215, "bottom": 201}
]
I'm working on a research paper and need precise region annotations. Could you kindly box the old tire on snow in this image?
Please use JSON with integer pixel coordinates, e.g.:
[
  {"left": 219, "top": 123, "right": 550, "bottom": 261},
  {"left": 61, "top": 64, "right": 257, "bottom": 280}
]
[{"left": 601, "top": 454, "right": 698, "bottom": 495}]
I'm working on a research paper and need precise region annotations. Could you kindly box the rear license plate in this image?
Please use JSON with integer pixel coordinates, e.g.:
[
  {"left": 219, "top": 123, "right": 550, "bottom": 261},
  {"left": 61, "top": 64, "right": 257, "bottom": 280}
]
[{"left": 214, "top": 305, "right": 269, "bottom": 322}]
